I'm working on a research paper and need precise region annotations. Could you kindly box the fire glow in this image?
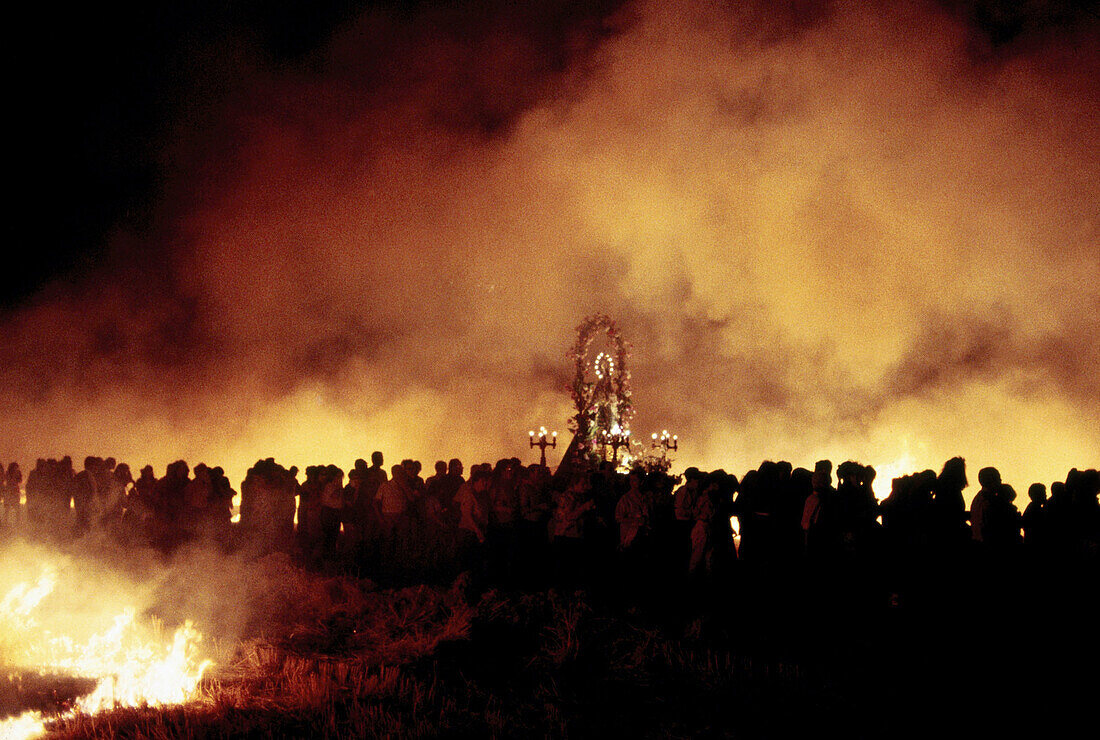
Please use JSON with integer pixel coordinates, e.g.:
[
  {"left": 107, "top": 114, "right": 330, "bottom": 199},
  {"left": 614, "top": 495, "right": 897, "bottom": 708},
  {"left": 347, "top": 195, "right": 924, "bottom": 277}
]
[{"left": 0, "top": 561, "right": 211, "bottom": 739}]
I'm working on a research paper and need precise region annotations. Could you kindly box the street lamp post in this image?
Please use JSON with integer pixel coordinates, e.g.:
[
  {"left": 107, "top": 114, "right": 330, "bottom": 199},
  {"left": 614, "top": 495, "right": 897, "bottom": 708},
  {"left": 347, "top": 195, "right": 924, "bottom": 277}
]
[{"left": 529, "top": 426, "right": 558, "bottom": 467}]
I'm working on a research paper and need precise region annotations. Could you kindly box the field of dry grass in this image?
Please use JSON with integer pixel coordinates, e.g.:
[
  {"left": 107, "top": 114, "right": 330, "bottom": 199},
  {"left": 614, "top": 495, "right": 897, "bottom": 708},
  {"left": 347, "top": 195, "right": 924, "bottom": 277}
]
[
  {"left": 28, "top": 563, "right": 834, "bottom": 739},
  {"left": 21, "top": 551, "right": 1100, "bottom": 739}
]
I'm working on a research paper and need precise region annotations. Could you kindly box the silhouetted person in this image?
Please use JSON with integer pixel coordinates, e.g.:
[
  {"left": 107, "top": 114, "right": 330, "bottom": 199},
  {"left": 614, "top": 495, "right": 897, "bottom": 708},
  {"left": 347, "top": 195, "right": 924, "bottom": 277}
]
[
  {"left": 674, "top": 468, "right": 703, "bottom": 572},
  {"left": 1044, "top": 480, "right": 1073, "bottom": 556},
  {"left": 419, "top": 461, "right": 454, "bottom": 575},
  {"left": 157, "top": 460, "right": 191, "bottom": 546},
  {"left": 441, "top": 459, "right": 464, "bottom": 523},
  {"left": 781, "top": 467, "right": 813, "bottom": 563},
  {"left": 72, "top": 456, "right": 99, "bottom": 534},
  {"left": 354, "top": 452, "right": 388, "bottom": 569},
  {"left": 317, "top": 465, "right": 345, "bottom": 564},
  {"left": 3, "top": 462, "right": 22, "bottom": 526},
  {"left": 932, "top": 457, "right": 968, "bottom": 550},
  {"left": 708, "top": 470, "right": 738, "bottom": 577},
  {"left": 616, "top": 468, "right": 654, "bottom": 585},
  {"left": 297, "top": 466, "right": 323, "bottom": 565},
  {"left": 341, "top": 467, "right": 368, "bottom": 567},
  {"left": 970, "top": 467, "right": 1001, "bottom": 545},
  {"left": 487, "top": 459, "right": 521, "bottom": 583},
  {"left": 551, "top": 475, "right": 595, "bottom": 588},
  {"left": 1020, "top": 481, "right": 1047, "bottom": 551},
  {"left": 454, "top": 464, "right": 490, "bottom": 584},
  {"left": 207, "top": 465, "right": 235, "bottom": 545},
  {"left": 518, "top": 463, "right": 553, "bottom": 586},
  {"left": 56, "top": 456, "right": 76, "bottom": 528},
  {"left": 377, "top": 464, "right": 413, "bottom": 572},
  {"left": 102, "top": 461, "right": 130, "bottom": 526},
  {"left": 125, "top": 464, "right": 158, "bottom": 530},
  {"left": 835, "top": 461, "right": 878, "bottom": 557},
  {"left": 184, "top": 463, "right": 213, "bottom": 536},
  {"left": 743, "top": 461, "right": 785, "bottom": 563},
  {"left": 24, "top": 459, "right": 45, "bottom": 526},
  {"left": 985, "top": 483, "right": 1022, "bottom": 553},
  {"left": 802, "top": 460, "right": 835, "bottom": 560},
  {"left": 688, "top": 472, "right": 724, "bottom": 578}
]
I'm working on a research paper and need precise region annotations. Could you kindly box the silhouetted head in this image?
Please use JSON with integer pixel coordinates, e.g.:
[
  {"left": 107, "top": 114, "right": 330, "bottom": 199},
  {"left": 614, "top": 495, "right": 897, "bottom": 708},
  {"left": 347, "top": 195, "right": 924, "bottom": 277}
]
[
  {"left": 448, "top": 458, "right": 463, "bottom": 476},
  {"left": 1028, "top": 483, "right": 1047, "bottom": 504},
  {"left": 939, "top": 457, "right": 968, "bottom": 490},
  {"left": 812, "top": 460, "right": 833, "bottom": 491},
  {"left": 371, "top": 451, "right": 384, "bottom": 467},
  {"left": 978, "top": 467, "right": 1001, "bottom": 489},
  {"left": 112, "top": 463, "right": 131, "bottom": 483},
  {"left": 837, "top": 461, "right": 861, "bottom": 485},
  {"left": 435, "top": 460, "right": 447, "bottom": 475},
  {"left": 472, "top": 467, "right": 492, "bottom": 490},
  {"left": 1083, "top": 469, "right": 1100, "bottom": 498},
  {"left": 862, "top": 465, "right": 877, "bottom": 486}
]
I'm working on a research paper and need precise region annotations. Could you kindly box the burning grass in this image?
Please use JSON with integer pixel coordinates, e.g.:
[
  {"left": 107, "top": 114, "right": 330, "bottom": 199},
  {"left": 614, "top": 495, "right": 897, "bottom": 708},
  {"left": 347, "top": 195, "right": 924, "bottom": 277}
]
[{"left": 28, "top": 572, "right": 826, "bottom": 739}]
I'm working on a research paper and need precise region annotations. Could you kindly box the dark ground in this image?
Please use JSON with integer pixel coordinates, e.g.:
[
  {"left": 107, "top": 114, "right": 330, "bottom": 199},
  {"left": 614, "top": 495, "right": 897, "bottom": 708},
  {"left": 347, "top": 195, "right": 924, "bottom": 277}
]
[{"left": 8, "top": 545, "right": 1097, "bottom": 739}]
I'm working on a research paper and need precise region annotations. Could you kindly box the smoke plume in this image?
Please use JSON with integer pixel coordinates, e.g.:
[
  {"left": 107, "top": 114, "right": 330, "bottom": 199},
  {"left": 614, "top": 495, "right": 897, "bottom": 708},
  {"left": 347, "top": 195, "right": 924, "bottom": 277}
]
[{"left": 2, "top": 0, "right": 1097, "bottom": 500}]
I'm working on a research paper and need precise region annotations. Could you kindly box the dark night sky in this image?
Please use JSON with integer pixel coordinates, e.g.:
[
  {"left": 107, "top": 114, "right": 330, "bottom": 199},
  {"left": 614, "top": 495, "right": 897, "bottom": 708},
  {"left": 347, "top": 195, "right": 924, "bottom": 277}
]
[
  {"left": 7, "top": 0, "right": 623, "bottom": 306},
  {"left": 7, "top": 0, "right": 1096, "bottom": 308},
  {"left": 7, "top": 1, "right": 365, "bottom": 308}
]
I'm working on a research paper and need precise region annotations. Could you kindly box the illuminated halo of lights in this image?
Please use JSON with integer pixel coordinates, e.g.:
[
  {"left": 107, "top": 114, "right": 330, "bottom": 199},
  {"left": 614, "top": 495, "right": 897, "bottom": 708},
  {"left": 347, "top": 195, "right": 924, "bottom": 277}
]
[{"left": 568, "top": 314, "right": 633, "bottom": 456}]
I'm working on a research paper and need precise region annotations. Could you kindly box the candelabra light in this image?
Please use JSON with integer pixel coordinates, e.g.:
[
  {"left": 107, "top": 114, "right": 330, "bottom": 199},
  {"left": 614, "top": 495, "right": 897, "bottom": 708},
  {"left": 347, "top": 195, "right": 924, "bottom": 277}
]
[
  {"left": 599, "top": 426, "right": 632, "bottom": 463},
  {"left": 529, "top": 426, "right": 558, "bottom": 467},
  {"left": 652, "top": 429, "right": 678, "bottom": 452}
]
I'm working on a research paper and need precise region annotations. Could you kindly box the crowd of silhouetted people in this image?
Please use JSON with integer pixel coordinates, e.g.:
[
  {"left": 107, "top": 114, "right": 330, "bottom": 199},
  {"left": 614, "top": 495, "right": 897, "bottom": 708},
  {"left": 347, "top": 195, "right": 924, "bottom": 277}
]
[{"left": 1, "top": 453, "right": 1098, "bottom": 597}]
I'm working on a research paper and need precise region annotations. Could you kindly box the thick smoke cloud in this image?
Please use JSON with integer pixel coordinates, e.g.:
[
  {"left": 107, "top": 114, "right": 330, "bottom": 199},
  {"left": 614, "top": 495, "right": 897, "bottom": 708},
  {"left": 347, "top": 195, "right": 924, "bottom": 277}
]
[{"left": 1, "top": 0, "right": 1097, "bottom": 501}]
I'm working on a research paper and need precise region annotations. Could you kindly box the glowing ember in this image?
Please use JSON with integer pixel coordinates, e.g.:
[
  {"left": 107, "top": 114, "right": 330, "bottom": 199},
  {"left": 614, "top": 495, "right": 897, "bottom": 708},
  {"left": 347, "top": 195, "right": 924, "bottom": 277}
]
[{"left": 0, "top": 565, "right": 212, "bottom": 739}]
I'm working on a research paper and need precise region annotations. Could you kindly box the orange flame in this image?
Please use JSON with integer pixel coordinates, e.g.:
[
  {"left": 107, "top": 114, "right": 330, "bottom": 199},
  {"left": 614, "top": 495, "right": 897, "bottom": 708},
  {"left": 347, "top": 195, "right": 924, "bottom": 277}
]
[{"left": 0, "top": 564, "right": 212, "bottom": 739}]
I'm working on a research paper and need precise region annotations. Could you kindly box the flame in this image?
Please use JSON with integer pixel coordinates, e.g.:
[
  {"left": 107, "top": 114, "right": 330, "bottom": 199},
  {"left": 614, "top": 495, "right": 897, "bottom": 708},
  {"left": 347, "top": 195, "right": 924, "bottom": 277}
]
[
  {"left": 0, "top": 712, "right": 45, "bottom": 740},
  {"left": 0, "top": 564, "right": 212, "bottom": 739},
  {"left": 0, "top": 568, "right": 57, "bottom": 624},
  {"left": 873, "top": 453, "right": 917, "bottom": 501}
]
